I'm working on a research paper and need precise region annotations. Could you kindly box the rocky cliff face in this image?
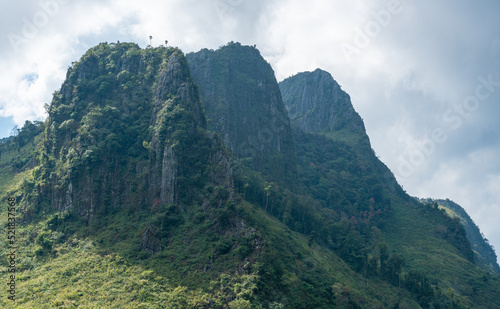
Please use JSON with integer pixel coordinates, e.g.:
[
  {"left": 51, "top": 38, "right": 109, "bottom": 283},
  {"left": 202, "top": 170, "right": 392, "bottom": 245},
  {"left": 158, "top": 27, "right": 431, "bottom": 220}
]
[
  {"left": 186, "top": 42, "right": 296, "bottom": 183},
  {"left": 279, "top": 69, "right": 366, "bottom": 137},
  {"left": 39, "top": 43, "right": 233, "bottom": 223}
]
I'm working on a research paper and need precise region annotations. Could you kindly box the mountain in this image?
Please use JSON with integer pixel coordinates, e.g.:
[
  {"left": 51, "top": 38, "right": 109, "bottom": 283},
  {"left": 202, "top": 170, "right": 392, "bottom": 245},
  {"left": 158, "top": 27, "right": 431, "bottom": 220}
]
[
  {"left": 279, "top": 68, "right": 500, "bottom": 307},
  {"left": 0, "top": 42, "right": 499, "bottom": 308},
  {"left": 421, "top": 198, "right": 500, "bottom": 274},
  {"left": 186, "top": 43, "right": 296, "bottom": 184}
]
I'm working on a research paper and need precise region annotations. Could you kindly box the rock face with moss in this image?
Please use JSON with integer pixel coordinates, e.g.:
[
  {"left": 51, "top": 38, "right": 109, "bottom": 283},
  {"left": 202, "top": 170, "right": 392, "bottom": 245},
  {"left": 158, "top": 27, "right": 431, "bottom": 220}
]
[
  {"left": 38, "top": 42, "right": 233, "bottom": 223},
  {"left": 280, "top": 69, "right": 366, "bottom": 137},
  {"left": 187, "top": 42, "right": 296, "bottom": 183}
]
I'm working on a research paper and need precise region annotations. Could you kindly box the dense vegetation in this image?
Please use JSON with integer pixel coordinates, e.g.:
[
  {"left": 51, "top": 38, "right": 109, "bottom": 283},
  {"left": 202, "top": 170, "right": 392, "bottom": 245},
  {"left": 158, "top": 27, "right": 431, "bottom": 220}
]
[
  {"left": 0, "top": 42, "right": 499, "bottom": 308},
  {"left": 422, "top": 198, "right": 500, "bottom": 274}
]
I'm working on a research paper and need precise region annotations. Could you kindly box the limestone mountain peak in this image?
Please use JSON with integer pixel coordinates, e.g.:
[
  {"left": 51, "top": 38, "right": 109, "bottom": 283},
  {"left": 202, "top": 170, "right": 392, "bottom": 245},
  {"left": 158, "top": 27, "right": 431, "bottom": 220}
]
[{"left": 280, "top": 68, "right": 366, "bottom": 137}]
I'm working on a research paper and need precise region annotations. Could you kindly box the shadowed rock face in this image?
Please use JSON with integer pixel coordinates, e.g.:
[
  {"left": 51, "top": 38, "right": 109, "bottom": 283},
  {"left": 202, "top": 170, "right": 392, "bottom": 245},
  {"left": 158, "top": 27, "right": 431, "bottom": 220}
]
[
  {"left": 187, "top": 42, "right": 296, "bottom": 183},
  {"left": 279, "top": 68, "right": 365, "bottom": 135}
]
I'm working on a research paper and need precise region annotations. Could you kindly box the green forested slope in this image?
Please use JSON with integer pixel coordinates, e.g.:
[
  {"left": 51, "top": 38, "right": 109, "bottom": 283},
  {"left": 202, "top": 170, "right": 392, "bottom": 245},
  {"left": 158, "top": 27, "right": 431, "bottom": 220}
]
[
  {"left": 420, "top": 198, "right": 500, "bottom": 274},
  {"left": 279, "top": 68, "right": 500, "bottom": 308}
]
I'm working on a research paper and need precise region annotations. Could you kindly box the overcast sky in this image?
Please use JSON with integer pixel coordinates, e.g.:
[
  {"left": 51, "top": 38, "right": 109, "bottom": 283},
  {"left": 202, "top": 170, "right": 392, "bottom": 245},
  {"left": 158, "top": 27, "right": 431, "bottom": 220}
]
[{"left": 1, "top": 0, "right": 499, "bottom": 260}]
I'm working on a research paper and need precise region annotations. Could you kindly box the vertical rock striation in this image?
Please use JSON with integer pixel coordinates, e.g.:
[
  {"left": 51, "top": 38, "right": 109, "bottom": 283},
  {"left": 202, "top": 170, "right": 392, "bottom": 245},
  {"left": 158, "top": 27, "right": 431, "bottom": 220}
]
[
  {"left": 280, "top": 68, "right": 366, "bottom": 137},
  {"left": 187, "top": 42, "right": 296, "bottom": 183}
]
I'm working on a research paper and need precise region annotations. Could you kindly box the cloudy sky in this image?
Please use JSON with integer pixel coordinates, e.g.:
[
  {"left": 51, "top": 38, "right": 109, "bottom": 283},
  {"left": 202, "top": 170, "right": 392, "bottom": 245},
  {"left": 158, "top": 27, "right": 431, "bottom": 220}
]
[{"left": 1, "top": 0, "right": 499, "bottom": 259}]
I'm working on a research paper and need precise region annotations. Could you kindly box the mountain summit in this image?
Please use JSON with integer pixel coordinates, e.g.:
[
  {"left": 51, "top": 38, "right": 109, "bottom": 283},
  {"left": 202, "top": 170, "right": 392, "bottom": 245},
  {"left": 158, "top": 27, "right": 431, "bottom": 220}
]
[
  {"left": 280, "top": 69, "right": 365, "bottom": 136},
  {"left": 187, "top": 42, "right": 296, "bottom": 183}
]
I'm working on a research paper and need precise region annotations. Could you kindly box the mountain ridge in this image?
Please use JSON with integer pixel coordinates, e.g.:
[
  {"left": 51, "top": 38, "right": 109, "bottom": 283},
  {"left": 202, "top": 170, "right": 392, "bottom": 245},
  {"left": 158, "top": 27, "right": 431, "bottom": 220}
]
[{"left": 420, "top": 198, "right": 500, "bottom": 273}]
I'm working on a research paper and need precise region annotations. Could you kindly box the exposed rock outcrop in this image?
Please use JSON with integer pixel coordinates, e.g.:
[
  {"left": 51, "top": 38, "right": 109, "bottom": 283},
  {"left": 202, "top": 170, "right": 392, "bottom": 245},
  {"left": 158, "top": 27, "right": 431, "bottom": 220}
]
[
  {"left": 140, "top": 225, "right": 162, "bottom": 254},
  {"left": 279, "top": 68, "right": 366, "bottom": 136},
  {"left": 187, "top": 42, "right": 296, "bottom": 183}
]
